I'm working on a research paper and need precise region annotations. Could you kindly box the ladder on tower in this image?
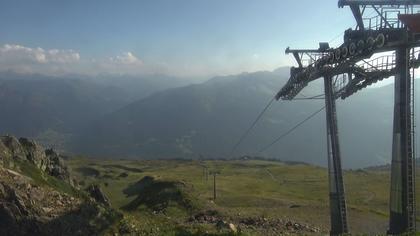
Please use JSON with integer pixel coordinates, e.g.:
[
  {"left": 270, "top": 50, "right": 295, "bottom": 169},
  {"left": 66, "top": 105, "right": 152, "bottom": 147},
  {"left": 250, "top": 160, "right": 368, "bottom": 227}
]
[
  {"left": 327, "top": 77, "right": 348, "bottom": 235},
  {"left": 332, "top": 107, "right": 348, "bottom": 233},
  {"left": 407, "top": 50, "right": 416, "bottom": 230}
]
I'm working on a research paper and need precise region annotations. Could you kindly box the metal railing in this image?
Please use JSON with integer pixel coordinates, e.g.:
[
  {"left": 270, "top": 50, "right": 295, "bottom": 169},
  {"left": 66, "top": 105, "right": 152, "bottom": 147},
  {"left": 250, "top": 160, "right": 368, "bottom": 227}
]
[
  {"left": 355, "top": 49, "right": 419, "bottom": 73},
  {"left": 357, "top": 53, "right": 396, "bottom": 72},
  {"left": 362, "top": 6, "right": 420, "bottom": 30}
]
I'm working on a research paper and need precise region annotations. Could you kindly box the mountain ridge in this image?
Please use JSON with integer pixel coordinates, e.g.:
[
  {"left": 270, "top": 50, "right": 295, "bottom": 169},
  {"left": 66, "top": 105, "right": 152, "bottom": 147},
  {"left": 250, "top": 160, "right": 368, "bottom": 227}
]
[
  {"left": 0, "top": 69, "right": 417, "bottom": 168},
  {"left": 72, "top": 68, "right": 416, "bottom": 168}
]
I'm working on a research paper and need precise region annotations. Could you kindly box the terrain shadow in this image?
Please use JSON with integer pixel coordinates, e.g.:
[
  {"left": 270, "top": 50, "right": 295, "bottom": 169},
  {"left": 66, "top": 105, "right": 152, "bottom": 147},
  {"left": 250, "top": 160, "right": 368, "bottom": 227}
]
[
  {"left": 74, "top": 167, "right": 100, "bottom": 177},
  {"left": 122, "top": 176, "right": 194, "bottom": 212},
  {"left": 0, "top": 202, "right": 121, "bottom": 236},
  {"left": 102, "top": 164, "right": 143, "bottom": 173},
  {"left": 41, "top": 203, "right": 120, "bottom": 236}
]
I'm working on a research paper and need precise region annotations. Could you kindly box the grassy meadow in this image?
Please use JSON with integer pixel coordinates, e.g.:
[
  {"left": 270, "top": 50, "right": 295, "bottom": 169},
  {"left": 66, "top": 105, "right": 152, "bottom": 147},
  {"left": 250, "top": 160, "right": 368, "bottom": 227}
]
[{"left": 67, "top": 158, "right": 420, "bottom": 235}]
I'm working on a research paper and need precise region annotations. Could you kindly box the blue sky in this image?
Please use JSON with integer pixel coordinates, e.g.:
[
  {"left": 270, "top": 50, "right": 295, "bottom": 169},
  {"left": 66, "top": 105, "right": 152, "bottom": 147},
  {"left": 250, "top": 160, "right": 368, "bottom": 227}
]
[{"left": 0, "top": 0, "right": 355, "bottom": 77}]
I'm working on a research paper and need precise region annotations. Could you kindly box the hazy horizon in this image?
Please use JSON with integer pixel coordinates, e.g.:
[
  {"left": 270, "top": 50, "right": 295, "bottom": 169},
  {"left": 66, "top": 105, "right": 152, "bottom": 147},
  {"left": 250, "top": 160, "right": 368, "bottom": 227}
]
[{"left": 0, "top": 0, "right": 358, "bottom": 78}]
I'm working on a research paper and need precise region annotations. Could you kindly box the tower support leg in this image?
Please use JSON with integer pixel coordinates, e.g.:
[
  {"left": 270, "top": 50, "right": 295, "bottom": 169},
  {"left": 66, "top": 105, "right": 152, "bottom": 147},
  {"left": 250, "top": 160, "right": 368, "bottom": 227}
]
[
  {"left": 324, "top": 76, "right": 348, "bottom": 235},
  {"left": 389, "top": 47, "right": 416, "bottom": 234}
]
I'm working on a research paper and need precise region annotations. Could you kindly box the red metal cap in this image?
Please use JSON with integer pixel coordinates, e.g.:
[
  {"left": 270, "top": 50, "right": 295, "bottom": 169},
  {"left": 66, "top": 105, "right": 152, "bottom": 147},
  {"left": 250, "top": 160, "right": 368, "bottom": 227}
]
[{"left": 399, "top": 13, "right": 420, "bottom": 33}]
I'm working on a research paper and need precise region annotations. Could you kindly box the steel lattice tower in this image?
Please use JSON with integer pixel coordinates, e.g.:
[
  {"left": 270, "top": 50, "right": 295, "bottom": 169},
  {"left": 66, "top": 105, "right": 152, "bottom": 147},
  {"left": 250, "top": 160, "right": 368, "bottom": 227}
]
[{"left": 276, "top": 0, "right": 420, "bottom": 234}]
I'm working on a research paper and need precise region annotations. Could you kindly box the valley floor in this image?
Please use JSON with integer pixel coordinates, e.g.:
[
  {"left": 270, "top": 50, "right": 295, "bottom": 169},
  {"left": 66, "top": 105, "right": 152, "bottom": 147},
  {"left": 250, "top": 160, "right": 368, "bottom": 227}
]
[{"left": 68, "top": 158, "right": 420, "bottom": 235}]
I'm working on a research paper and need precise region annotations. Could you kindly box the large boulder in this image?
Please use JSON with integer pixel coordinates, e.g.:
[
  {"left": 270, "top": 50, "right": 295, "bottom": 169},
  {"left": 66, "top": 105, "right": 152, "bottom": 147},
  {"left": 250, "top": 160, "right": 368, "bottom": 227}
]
[
  {"left": 0, "top": 202, "right": 23, "bottom": 236},
  {"left": 0, "top": 140, "right": 13, "bottom": 168},
  {"left": 0, "top": 135, "right": 73, "bottom": 186},
  {"left": 0, "top": 181, "right": 32, "bottom": 236},
  {"left": 86, "top": 184, "right": 111, "bottom": 207},
  {"left": 18, "top": 138, "right": 48, "bottom": 171},
  {"left": 45, "top": 148, "right": 71, "bottom": 184},
  {"left": 0, "top": 136, "right": 26, "bottom": 161},
  {"left": 0, "top": 165, "right": 120, "bottom": 236}
]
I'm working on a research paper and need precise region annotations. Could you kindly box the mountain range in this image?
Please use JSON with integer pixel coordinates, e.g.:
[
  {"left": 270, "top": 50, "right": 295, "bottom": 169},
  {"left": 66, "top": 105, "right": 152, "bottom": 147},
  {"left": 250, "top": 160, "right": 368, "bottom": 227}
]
[
  {"left": 0, "top": 72, "right": 188, "bottom": 150},
  {"left": 0, "top": 69, "right": 418, "bottom": 168}
]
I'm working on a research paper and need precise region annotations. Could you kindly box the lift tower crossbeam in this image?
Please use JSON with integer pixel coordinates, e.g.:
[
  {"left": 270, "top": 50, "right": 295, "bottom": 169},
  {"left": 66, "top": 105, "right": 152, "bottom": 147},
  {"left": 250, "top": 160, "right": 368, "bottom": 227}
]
[{"left": 339, "top": 0, "right": 420, "bottom": 7}]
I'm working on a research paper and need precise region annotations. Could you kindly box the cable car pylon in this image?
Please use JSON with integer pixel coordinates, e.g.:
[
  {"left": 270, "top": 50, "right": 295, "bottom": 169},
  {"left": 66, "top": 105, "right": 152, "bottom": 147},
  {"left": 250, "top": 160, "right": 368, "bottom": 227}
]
[{"left": 276, "top": 1, "right": 420, "bottom": 234}]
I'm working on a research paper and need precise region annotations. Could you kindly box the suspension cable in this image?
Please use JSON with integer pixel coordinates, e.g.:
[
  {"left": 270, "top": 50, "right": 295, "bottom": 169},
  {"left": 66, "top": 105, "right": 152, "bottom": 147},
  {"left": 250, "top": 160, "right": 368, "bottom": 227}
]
[
  {"left": 257, "top": 106, "right": 325, "bottom": 154},
  {"left": 229, "top": 96, "right": 276, "bottom": 156}
]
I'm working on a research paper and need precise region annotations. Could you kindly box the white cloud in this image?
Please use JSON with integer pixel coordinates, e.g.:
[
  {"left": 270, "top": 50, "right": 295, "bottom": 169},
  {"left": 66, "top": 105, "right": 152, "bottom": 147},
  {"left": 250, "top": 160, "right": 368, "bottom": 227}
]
[
  {"left": 47, "top": 48, "right": 80, "bottom": 63},
  {"left": 0, "top": 43, "right": 288, "bottom": 78},
  {"left": 0, "top": 44, "right": 80, "bottom": 64},
  {"left": 109, "top": 52, "right": 142, "bottom": 65},
  {"left": 0, "top": 44, "right": 149, "bottom": 76},
  {"left": 0, "top": 44, "right": 82, "bottom": 75},
  {"left": 84, "top": 51, "right": 147, "bottom": 75}
]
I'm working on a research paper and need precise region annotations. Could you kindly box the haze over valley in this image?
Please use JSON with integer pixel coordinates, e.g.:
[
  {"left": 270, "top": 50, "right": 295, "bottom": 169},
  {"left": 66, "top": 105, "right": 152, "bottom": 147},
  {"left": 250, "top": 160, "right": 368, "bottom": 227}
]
[{"left": 0, "top": 69, "right": 416, "bottom": 168}]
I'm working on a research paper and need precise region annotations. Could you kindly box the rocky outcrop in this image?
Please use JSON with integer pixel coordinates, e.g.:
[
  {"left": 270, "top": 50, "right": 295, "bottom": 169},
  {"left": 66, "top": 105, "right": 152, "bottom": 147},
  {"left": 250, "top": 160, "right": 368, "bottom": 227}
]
[
  {"left": 86, "top": 184, "right": 111, "bottom": 207},
  {"left": 0, "top": 135, "right": 73, "bottom": 186},
  {"left": 45, "top": 148, "right": 71, "bottom": 184},
  {"left": 238, "top": 217, "right": 321, "bottom": 234},
  {"left": 190, "top": 211, "right": 321, "bottom": 235},
  {"left": 0, "top": 140, "right": 13, "bottom": 168},
  {"left": 0, "top": 166, "right": 120, "bottom": 236},
  {"left": 0, "top": 136, "right": 26, "bottom": 168},
  {"left": 0, "top": 135, "right": 121, "bottom": 235},
  {"left": 19, "top": 137, "right": 49, "bottom": 171},
  {"left": 0, "top": 167, "right": 78, "bottom": 235}
]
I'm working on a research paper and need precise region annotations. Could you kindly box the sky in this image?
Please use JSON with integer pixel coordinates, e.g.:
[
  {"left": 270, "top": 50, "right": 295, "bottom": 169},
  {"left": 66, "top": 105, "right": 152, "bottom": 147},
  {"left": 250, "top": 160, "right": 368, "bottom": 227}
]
[{"left": 0, "top": 0, "right": 357, "bottom": 78}]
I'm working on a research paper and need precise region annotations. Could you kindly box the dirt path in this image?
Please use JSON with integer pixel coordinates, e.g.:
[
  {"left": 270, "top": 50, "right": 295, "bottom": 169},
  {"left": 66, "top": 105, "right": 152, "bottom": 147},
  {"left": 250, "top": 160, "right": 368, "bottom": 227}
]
[
  {"left": 265, "top": 168, "right": 285, "bottom": 184},
  {"left": 363, "top": 191, "right": 376, "bottom": 203}
]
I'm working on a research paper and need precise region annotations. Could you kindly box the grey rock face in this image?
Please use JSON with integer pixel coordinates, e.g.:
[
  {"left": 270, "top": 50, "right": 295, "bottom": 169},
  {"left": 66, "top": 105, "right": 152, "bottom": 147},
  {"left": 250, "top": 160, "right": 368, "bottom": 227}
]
[
  {"left": 0, "top": 202, "right": 23, "bottom": 236},
  {"left": 0, "top": 135, "right": 73, "bottom": 186},
  {"left": 0, "top": 140, "right": 13, "bottom": 168},
  {"left": 19, "top": 138, "right": 48, "bottom": 171},
  {"left": 45, "top": 148, "right": 71, "bottom": 184},
  {"left": 1, "top": 136, "right": 26, "bottom": 161},
  {"left": 86, "top": 184, "right": 111, "bottom": 207}
]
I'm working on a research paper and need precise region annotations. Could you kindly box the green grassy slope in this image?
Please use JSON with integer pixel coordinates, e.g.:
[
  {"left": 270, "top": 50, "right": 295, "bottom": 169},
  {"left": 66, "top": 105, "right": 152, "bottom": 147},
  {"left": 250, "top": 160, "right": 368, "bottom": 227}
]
[{"left": 68, "top": 158, "right": 420, "bottom": 235}]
